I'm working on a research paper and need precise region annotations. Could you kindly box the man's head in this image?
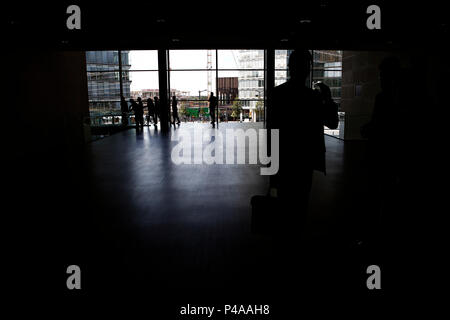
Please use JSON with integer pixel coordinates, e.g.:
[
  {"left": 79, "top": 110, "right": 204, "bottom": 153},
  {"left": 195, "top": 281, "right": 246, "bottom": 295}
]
[{"left": 288, "top": 50, "right": 312, "bottom": 82}]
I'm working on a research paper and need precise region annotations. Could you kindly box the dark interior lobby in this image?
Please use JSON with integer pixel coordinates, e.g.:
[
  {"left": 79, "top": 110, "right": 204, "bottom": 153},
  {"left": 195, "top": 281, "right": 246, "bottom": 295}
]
[{"left": 4, "top": 0, "right": 448, "bottom": 314}]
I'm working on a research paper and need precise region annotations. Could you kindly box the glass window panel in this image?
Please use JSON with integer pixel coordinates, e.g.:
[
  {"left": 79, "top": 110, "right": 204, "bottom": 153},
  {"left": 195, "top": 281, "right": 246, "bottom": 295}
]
[
  {"left": 87, "top": 71, "right": 121, "bottom": 114},
  {"left": 86, "top": 50, "right": 120, "bottom": 72},
  {"left": 227, "top": 68, "right": 264, "bottom": 101},
  {"left": 168, "top": 50, "right": 217, "bottom": 70},
  {"left": 311, "top": 50, "right": 343, "bottom": 137},
  {"left": 233, "top": 50, "right": 265, "bottom": 69},
  {"left": 169, "top": 71, "right": 216, "bottom": 98},
  {"left": 275, "top": 50, "right": 289, "bottom": 70},
  {"left": 88, "top": 100, "right": 121, "bottom": 114},
  {"left": 177, "top": 100, "right": 211, "bottom": 122},
  {"left": 275, "top": 70, "right": 288, "bottom": 86},
  {"left": 126, "top": 71, "right": 159, "bottom": 100},
  {"left": 128, "top": 50, "right": 158, "bottom": 70},
  {"left": 217, "top": 50, "right": 241, "bottom": 69},
  {"left": 86, "top": 51, "right": 122, "bottom": 116}
]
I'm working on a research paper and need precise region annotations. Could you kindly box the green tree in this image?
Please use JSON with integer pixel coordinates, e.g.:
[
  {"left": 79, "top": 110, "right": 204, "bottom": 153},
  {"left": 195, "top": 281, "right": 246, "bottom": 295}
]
[
  {"left": 179, "top": 105, "right": 188, "bottom": 119},
  {"left": 231, "top": 100, "right": 242, "bottom": 120}
]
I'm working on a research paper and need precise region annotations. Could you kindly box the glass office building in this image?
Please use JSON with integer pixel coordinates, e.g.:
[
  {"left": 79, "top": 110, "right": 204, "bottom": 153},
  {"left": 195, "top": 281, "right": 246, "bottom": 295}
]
[
  {"left": 237, "top": 49, "right": 342, "bottom": 125},
  {"left": 237, "top": 50, "right": 274, "bottom": 120},
  {"left": 86, "top": 51, "right": 131, "bottom": 114},
  {"left": 312, "top": 50, "right": 343, "bottom": 137},
  {"left": 312, "top": 50, "right": 342, "bottom": 108}
]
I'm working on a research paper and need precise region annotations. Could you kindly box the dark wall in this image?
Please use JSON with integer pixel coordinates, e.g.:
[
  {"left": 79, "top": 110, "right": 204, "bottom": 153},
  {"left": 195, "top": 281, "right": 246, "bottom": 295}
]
[
  {"left": 341, "top": 49, "right": 446, "bottom": 140},
  {"left": 7, "top": 51, "right": 89, "bottom": 159},
  {"left": 5, "top": 51, "right": 91, "bottom": 294},
  {"left": 342, "top": 51, "right": 387, "bottom": 140}
]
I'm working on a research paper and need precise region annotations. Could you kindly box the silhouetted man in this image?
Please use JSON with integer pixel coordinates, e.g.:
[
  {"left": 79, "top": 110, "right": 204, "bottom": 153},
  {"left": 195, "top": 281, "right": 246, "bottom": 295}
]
[
  {"left": 129, "top": 97, "right": 144, "bottom": 131},
  {"left": 171, "top": 95, "right": 181, "bottom": 125},
  {"left": 146, "top": 97, "right": 156, "bottom": 127},
  {"left": 268, "top": 49, "right": 339, "bottom": 228},
  {"left": 154, "top": 96, "right": 160, "bottom": 128},
  {"left": 120, "top": 96, "right": 128, "bottom": 127},
  {"left": 208, "top": 92, "right": 217, "bottom": 127}
]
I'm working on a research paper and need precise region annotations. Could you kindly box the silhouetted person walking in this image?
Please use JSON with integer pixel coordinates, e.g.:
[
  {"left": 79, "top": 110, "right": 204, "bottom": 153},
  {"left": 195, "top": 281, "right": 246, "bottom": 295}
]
[
  {"left": 120, "top": 96, "right": 128, "bottom": 127},
  {"left": 208, "top": 92, "right": 217, "bottom": 127},
  {"left": 129, "top": 98, "right": 144, "bottom": 131},
  {"left": 146, "top": 97, "right": 156, "bottom": 127},
  {"left": 137, "top": 97, "right": 145, "bottom": 130},
  {"left": 154, "top": 96, "right": 160, "bottom": 128},
  {"left": 262, "top": 49, "right": 339, "bottom": 232},
  {"left": 171, "top": 95, "right": 181, "bottom": 125}
]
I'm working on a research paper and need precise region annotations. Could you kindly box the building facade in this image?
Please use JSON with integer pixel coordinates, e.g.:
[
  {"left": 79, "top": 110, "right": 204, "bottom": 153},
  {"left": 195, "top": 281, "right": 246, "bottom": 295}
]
[
  {"left": 237, "top": 50, "right": 289, "bottom": 121},
  {"left": 218, "top": 77, "right": 238, "bottom": 105},
  {"left": 237, "top": 49, "right": 342, "bottom": 122},
  {"left": 86, "top": 51, "right": 131, "bottom": 114},
  {"left": 237, "top": 50, "right": 264, "bottom": 121},
  {"left": 312, "top": 50, "right": 342, "bottom": 109},
  {"left": 130, "top": 89, "right": 189, "bottom": 100}
]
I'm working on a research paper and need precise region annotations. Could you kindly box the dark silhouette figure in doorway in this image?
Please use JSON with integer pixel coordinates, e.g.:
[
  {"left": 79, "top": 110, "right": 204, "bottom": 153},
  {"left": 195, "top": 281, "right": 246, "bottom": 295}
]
[
  {"left": 171, "top": 95, "right": 181, "bottom": 125},
  {"left": 208, "top": 92, "right": 217, "bottom": 128},
  {"left": 146, "top": 97, "right": 157, "bottom": 127},
  {"left": 129, "top": 97, "right": 144, "bottom": 131},
  {"left": 252, "top": 49, "right": 339, "bottom": 234},
  {"left": 120, "top": 96, "right": 129, "bottom": 127},
  {"left": 153, "top": 96, "right": 160, "bottom": 128}
]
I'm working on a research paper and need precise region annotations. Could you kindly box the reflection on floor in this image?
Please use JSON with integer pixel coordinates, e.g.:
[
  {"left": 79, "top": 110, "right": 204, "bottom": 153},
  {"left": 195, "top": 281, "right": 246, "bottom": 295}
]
[{"left": 11, "top": 122, "right": 385, "bottom": 301}]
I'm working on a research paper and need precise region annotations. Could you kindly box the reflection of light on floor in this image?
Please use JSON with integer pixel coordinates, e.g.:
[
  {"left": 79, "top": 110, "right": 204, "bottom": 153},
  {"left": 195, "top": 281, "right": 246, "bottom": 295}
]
[
  {"left": 324, "top": 119, "right": 345, "bottom": 138},
  {"left": 325, "top": 129, "right": 340, "bottom": 136}
]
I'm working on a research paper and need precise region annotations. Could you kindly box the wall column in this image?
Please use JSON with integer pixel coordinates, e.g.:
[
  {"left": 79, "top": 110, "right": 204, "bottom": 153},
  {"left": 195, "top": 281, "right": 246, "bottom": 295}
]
[{"left": 158, "top": 49, "right": 170, "bottom": 132}]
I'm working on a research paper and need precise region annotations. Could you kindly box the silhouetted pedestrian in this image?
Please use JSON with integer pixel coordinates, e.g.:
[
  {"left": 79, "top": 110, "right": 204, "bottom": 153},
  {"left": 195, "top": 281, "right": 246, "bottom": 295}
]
[
  {"left": 129, "top": 97, "right": 144, "bottom": 131},
  {"left": 208, "top": 92, "right": 217, "bottom": 127},
  {"left": 154, "top": 97, "right": 161, "bottom": 122},
  {"left": 256, "top": 49, "right": 338, "bottom": 233},
  {"left": 120, "top": 96, "right": 129, "bottom": 127},
  {"left": 171, "top": 95, "right": 180, "bottom": 125},
  {"left": 153, "top": 97, "right": 161, "bottom": 126},
  {"left": 146, "top": 97, "right": 156, "bottom": 126}
]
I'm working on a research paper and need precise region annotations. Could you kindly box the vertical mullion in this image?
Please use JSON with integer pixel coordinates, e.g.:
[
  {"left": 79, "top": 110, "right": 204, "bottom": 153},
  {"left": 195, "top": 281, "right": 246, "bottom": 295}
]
[
  {"left": 118, "top": 50, "right": 123, "bottom": 99},
  {"left": 167, "top": 50, "right": 172, "bottom": 125},
  {"left": 263, "top": 49, "right": 266, "bottom": 126},
  {"left": 310, "top": 49, "right": 314, "bottom": 88},
  {"left": 215, "top": 49, "right": 219, "bottom": 128},
  {"left": 158, "top": 49, "right": 169, "bottom": 132},
  {"left": 265, "top": 49, "right": 275, "bottom": 156}
]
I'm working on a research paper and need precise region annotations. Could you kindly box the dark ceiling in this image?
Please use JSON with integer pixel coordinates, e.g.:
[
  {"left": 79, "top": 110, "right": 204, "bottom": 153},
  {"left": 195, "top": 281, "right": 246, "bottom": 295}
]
[{"left": 5, "top": 1, "right": 448, "bottom": 51}]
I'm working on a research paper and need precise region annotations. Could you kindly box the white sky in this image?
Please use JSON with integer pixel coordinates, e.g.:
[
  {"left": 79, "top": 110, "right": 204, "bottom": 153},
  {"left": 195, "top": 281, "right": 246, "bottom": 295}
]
[{"left": 129, "top": 50, "right": 240, "bottom": 95}]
